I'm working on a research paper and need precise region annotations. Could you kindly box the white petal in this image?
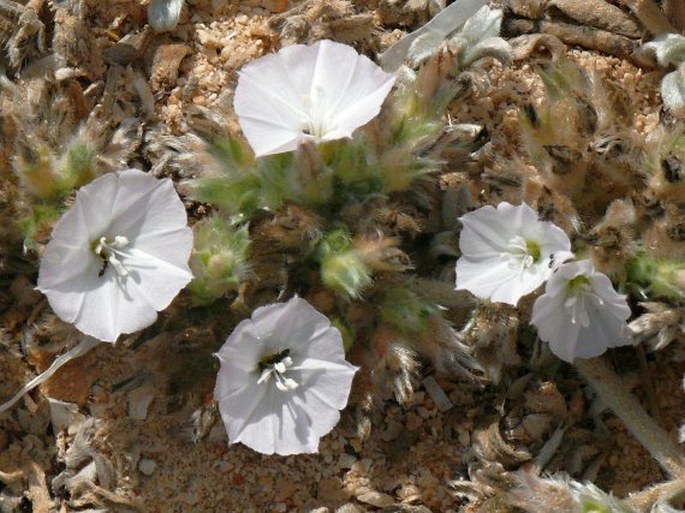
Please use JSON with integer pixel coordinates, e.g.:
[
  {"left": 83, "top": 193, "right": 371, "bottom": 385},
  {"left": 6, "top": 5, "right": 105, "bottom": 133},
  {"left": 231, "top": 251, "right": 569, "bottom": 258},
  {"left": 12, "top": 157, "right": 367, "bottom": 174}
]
[
  {"left": 498, "top": 201, "right": 540, "bottom": 234},
  {"left": 120, "top": 248, "right": 192, "bottom": 310},
  {"left": 213, "top": 297, "right": 358, "bottom": 455},
  {"left": 271, "top": 297, "right": 336, "bottom": 355},
  {"left": 44, "top": 272, "right": 159, "bottom": 342},
  {"left": 234, "top": 40, "right": 395, "bottom": 157},
  {"left": 50, "top": 172, "right": 120, "bottom": 243},
  {"left": 217, "top": 380, "right": 274, "bottom": 451},
  {"left": 37, "top": 170, "right": 193, "bottom": 343},
  {"left": 458, "top": 205, "right": 512, "bottom": 258},
  {"left": 234, "top": 44, "right": 321, "bottom": 157},
  {"left": 290, "top": 357, "right": 357, "bottom": 410},
  {"left": 538, "top": 223, "right": 572, "bottom": 256},
  {"left": 37, "top": 240, "right": 98, "bottom": 290},
  {"left": 532, "top": 292, "right": 579, "bottom": 363},
  {"left": 547, "top": 318, "right": 583, "bottom": 363},
  {"left": 456, "top": 257, "right": 543, "bottom": 305},
  {"left": 312, "top": 41, "right": 396, "bottom": 137},
  {"left": 215, "top": 318, "right": 268, "bottom": 370},
  {"left": 108, "top": 170, "right": 187, "bottom": 238}
]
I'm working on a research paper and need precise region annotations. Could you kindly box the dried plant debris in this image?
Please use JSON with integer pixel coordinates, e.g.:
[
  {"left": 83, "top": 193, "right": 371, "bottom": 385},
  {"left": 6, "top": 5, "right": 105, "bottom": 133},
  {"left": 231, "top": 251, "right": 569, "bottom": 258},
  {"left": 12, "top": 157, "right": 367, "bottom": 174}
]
[
  {"left": 1, "top": 0, "right": 47, "bottom": 68},
  {"left": 0, "top": 0, "right": 683, "bottom": 512},
  {"left": 502, "top": 0, "right": 650, "bottom": 59},
  {"left": 270, "top": 0, "right": 377, "bottom": 47}
]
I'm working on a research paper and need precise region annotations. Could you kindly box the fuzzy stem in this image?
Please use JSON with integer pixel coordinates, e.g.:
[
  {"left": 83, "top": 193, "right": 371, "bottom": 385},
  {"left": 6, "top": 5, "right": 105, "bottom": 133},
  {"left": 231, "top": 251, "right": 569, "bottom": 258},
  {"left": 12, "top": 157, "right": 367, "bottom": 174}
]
[
  {"left": 625, "top": 477, "right": 685, "bottom": 511},
  {"left": 574, "top": 356, "right": 685, "bottom": 479},
  {"left": 0, "top": 336, "right": 101, "bottom": 414}
]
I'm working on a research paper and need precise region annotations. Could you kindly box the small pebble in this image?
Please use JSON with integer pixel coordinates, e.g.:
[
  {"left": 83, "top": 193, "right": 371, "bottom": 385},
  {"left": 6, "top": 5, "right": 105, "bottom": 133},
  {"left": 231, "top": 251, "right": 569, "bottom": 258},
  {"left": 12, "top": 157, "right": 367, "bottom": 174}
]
[
  {"left": 422, "top": 376, "right": 454, "bottom": 412},
  {"left": 356, "top": 490, "right": 395, "bottom": 508},
  {"left": 338, "top": 453, "right": 357, "bottom": 469},
  {"left": 138, "top": 459, "right": 157, "bottom": 476}
]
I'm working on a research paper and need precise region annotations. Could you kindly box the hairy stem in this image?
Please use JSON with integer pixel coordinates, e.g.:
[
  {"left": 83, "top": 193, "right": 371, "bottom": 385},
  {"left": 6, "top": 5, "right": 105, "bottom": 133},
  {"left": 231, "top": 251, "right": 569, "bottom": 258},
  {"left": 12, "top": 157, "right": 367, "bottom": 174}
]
[
  {"left": 0, "top": 336, "right": 101, "bottom": 415},
  {"left": 574, "top": 356, "right": 685, "bottom": 479},
  {"left": 625, "top": 477, "right": 685, "bottom": 511}
]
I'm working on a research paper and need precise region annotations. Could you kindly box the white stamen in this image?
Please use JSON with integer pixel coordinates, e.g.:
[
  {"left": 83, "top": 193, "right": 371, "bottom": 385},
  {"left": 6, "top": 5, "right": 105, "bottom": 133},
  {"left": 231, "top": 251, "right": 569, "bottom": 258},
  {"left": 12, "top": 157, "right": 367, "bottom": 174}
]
[
  {"left": 503, "top": 235, "right": 536, "bottom": 273},
  {"left": 94, "top": 235, "right": 131, "bottom": 277},
  {"left": 301, "top": 87, "right": 329, "bottom": 137},
  {"left": 108, "top": 255, "right": 128, "bottom": 277},
  {"left": 564, "top": 282, "right": 604, "bottom": 328},
  {"left": 258, "top": 352, "right": 298, "bottom": 391},
  {"left": 112, "top": 235, "right": 129, "bottom": 247}
]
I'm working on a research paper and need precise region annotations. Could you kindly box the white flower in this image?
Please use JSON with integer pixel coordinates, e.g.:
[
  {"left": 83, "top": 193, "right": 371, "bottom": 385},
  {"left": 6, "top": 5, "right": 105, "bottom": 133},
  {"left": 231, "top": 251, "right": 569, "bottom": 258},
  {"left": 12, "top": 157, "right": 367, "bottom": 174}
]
[
  {"left": 455, "top": 202, "right": 573, "bottom": 306},
  {"left": 531, "top": 260, "right": 632, "bottom": 363},
  {"left": 37, "top": 169, "right": 193, "bottom": 343},
  {"left": 214, "top": 297, "right": 358, "bottom": 455},
  {"left": 234, "top": 40, "right": 396, "bottom": 158}
]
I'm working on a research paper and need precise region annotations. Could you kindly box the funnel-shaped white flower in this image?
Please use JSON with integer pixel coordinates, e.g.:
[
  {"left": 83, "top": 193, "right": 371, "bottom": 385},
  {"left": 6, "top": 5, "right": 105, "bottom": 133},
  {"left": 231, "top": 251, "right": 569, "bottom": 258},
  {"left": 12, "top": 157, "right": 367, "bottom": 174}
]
[
  {"left": 455, "top": 202, "right": 573, "bottom": 306},
  {"left": 37, "top": 169, "right": 193, "bottom": 343},
  {"left": 531, "top": 260, "right": 632, "bottom": 363},
  {"left": 214, "top": 297, "right": 358, "bottom": 455},
  {"left": 234, "top": 40, "right": 396, "bottom": 157}
]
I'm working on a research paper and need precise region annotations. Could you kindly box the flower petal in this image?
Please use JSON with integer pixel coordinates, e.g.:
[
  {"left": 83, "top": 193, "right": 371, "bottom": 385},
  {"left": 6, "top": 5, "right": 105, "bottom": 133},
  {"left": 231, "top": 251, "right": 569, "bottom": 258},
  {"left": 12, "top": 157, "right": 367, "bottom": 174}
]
[
  {"left": 214, "top": 297, "right": 357, "bottom": 455},
  {"left": 37, "top": 170, "right": 193, "bottom": 343},
  {"left": 532, "top": 260, "right": 633, "bottom": 363},
  {"left": 290, "top": 357, "right": 357, "bottom": 410},
  {"left": 456, "top": 256, "right": 548, "bottom": 305},
  {"left": 234, "top": 40, "right": 395, "bottom": 157},
  {"left": 311, "top": 41, "right": 396, "bottom": 138}
]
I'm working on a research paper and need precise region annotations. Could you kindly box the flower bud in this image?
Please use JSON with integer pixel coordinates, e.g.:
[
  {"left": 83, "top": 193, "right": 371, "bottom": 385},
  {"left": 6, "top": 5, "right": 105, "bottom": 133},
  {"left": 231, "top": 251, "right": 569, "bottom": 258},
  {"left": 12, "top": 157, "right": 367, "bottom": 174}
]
[
  {"left": 14, "top": 146, "right": 61, "bottom": 200},
  {"left": 317, "top": 229, "right": 372, "bottom": 298},
  {"left": 626, "top": 248, "right": 685, "bottom": 299},
  {"left": 188, "top": 217, "right": 251, "bottom": 305}
]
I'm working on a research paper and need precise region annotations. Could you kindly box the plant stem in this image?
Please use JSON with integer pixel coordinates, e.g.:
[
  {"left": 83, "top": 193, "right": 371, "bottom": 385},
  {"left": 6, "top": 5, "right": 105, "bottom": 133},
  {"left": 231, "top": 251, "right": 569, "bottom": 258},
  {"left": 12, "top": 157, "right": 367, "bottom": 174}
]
[
  {"left": 0, "top": 336, "right": 101, "bottom": 415},
  {"left": 625, "top": 477, "right": 685, "bottom": 511},
  {"left": 574, "top": 356, "right": 685, "bottom": 479}
]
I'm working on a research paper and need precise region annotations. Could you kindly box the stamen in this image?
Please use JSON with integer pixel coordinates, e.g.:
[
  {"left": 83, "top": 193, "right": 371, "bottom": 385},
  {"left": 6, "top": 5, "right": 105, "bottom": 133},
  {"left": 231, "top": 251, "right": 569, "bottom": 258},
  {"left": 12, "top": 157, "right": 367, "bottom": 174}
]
[
  {"left": 564, "top": 278, "right": 603, "bottom": 329},
  {"left": 257, "top": 350, "right": 298, "bottom": 391},
  {"left": 503, "top": 235, "right": 540, "bottom": 273},
  {"left": 301, "top": 87, "right": 329, "bottom": 138},
  {"left": 93, "top": 235, "right": 131, "bottom": 277},
  {"left": 108, "top": 255, "right": 128, "bottom": 277}
]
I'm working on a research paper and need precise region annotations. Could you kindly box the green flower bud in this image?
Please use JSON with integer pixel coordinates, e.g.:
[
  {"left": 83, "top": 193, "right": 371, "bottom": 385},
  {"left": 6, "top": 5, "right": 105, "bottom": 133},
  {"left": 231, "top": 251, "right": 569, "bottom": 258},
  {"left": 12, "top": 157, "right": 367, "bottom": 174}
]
[
  {"left": 378, "top": 283, "right": 441, "bottom": 335},
  {"left": 317, "top": 229, "right": 372, "bottom": 298},
  {"left": 188, "top": 216, "right": 251, "bottom": 305},
  {"left": 626, "top": 248, "right": 685, "bottom": 299}
]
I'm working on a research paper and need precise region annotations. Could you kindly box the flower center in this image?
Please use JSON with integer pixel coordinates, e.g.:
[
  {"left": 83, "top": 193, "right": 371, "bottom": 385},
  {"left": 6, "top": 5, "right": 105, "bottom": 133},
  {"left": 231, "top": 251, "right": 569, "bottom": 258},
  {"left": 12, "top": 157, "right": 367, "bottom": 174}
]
[
  {"left": 92, "top": 235, "right": 130, "bottom": 277},
  {"left": 503, "top": 235, "right": 541, "bottom": 274},
  {"left": 301, "top": 87, "right": 329, "bottom": 138},
  {"left": 257, "top": 348, "right": 299, "bottom": 391},
  {"left": 563, "top": 275, "right": 604, "bottom": 328}
]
